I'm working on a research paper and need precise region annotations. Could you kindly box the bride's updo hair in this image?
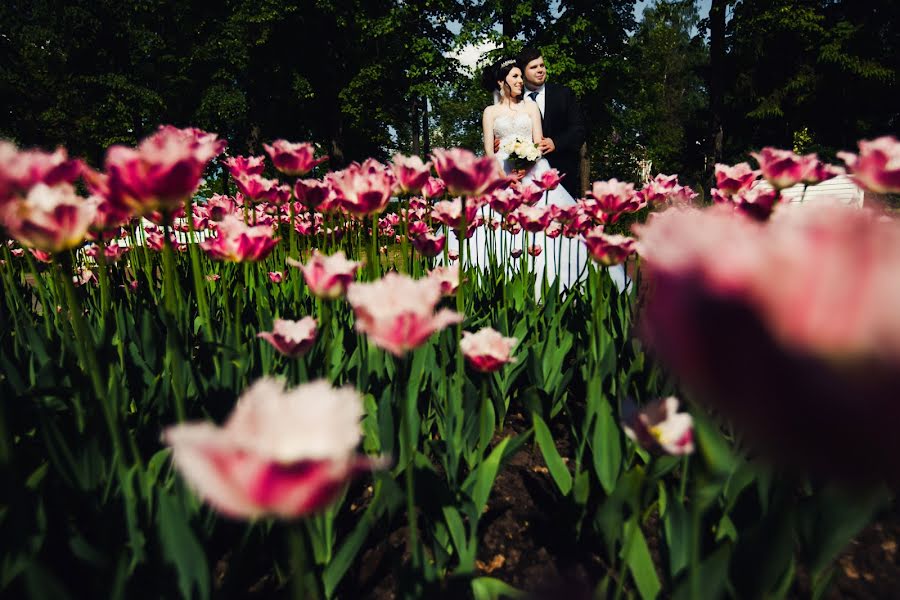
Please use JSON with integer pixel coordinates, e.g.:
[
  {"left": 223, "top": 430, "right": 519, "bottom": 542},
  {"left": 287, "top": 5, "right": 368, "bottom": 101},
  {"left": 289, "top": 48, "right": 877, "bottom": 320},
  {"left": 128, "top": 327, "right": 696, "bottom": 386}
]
[{"left": 481, "top": 58, "right": 520, "bottom": 102}]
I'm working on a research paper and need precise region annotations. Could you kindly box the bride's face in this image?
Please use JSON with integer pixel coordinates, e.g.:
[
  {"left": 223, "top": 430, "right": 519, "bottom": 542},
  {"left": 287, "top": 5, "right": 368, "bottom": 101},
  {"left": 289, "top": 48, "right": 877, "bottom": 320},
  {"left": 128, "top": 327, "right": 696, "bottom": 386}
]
[{"left": 500, "top": 68, "right": 524, "bottom": 98}]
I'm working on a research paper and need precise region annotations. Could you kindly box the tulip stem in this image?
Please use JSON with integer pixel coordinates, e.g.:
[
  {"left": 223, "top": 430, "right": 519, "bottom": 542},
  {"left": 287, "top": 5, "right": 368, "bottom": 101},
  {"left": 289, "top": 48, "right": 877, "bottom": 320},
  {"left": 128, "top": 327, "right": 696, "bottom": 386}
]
[{"left": 288, "top": 524, "right": 322, "bottom": 600}]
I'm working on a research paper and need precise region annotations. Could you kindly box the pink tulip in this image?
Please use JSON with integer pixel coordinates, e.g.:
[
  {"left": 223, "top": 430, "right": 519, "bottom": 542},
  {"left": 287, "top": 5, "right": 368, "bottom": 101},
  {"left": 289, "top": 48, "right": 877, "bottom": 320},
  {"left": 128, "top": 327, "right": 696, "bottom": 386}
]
[
  {"left": 29, "top": 248, "right": 52, "bottom": 263},
  {"left": 347, "top": 272, "right": 464, "bottom": 356},
  {"left": 407, "top": 220, "right": 429, "bottom": 238},
  {"left": 639, "top": 173, "right": 679, "bottom": 204},
  {"left": 622, "top": 397, "right": 694, "bottom": 456},
  {"left": 431, "top": 148, "right": 505, "bottom": 196},
  {"left": 392, "top": 154, "right": 432, "bottom": 195},
  {"left": 583, "top": 227, "right": 636, "bottom": 266},
  {"left": 263, "top": 140, "right": 328, "bottom": 176},
  {"left": 105, "top": 125, "right": 224, "bottom": 216},
  {"left": 516, "top": 181, "right": 545, "bottom": 205},
  {"left": 515, "top": 205, "right": 552, "bottom": 233},
  {"left": 528, "top": 244, "right": 542, "bottom": 257},
  {"left": 448, "top": 249, "right": 459, "bottom": 261},
  {"left": 286, "top": 250, "right": 361, "bottom": 299},
  {"left": 329, "top": 162, "right": 394, "bottom": 216},
  {"left": 0, "top": 141, "right": 83, "bottom": 203},
  {"left": 510, "top": 248, "right": 523, "bottom": 259},
  {"left": 430, "top": 197, "right": 480, "bottom": 229},
  {"left": 234, "top": 174, "right": 284, "bottom": 204},
  {"left": 224, "top": 155, "right": 266, "bottom": 180},
  {"left": 268, "top": 271, "right": 284, "bottom": 283},
  {"left": 428, "top": 264, "right": 460, "bottom": 296},
  {"left": 537, "top": 169, "right": 564, "bottom": 191},
  {"left": 204, "top": 194, "right": 238, "bottom": 221},
  {"left": 714, "top": 163, "right": 758, "bottom": 194},
  {"left": 460, "top": 327, "right": 518, "bottom": 372},
  {"left": 838, "top": 136, "right": 900, "bottom": 194},
  {"left": 545, "top": 222, "right": 562, "bottom": 239},
  {"left": 72, "top": 267, "right": 97, "bottom": 287},
  {"left": 0, "top": 183, "right": 96, "bottom": 253},
  {"left": 163, "top": 378, "right": 382, "bottom": 519},
  {"left": 714, "top": 181, "right": 780, "bottom": 221},
  {"left": 200, "top": 215, "right": 278, "bottom": 262},
  {"left": 412, "top": 233, "right": 446, "bottom": 258},
  {"left": 206, "top": 273, "right": 221, "bottom": 282},
  {"left": 257, "top": 317, "right": 317, "bottom": 357},
  {"left": 488, "top": 187, "right": 523, "bottom": 215},
  {"left": 636, "top": 204, "right": 900, "bottom": 479},
  {"left": 293, "top": 178, "right": 334, "bottom": 211},
  {"left": 751, "top": 147, "right": 819, "bottom": 190},
  {"left": 586, "top": 179, "right": 645, "bottom": 223},
  {"left": 422, "top": 176, "right": 447, "bottom": 199}
]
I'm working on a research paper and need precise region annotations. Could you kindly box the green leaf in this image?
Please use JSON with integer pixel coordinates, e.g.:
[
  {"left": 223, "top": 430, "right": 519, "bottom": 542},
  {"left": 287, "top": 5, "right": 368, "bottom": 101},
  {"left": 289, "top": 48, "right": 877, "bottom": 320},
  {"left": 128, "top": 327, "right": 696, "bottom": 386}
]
[
  {"left": 156, "top": 491, "right": 210, "bottom": 600},
  {"left": 469, "top": 436, "right": 512, "bottom": 517},
  {"left": 663, "top": 496, "right": 690, "bottom": 577},
  {"left": 471, "top": 576, "right": 524, "bottom": 600},
  {"left": 532, "top": 413, "right": 572, "bottom": 495},
  {"left": 591, "top": 393, "right": 621, "bottom": 494},
  {"left": 622, "top": 518, "right": 661, "bottom": 600}
]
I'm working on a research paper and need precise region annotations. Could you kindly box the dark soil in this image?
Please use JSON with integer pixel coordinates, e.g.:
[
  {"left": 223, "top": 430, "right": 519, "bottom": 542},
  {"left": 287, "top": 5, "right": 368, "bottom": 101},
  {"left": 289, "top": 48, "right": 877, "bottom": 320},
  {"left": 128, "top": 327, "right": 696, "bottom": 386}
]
[{"left": 339, "top": 407, "right": 900, "bottom": 599}]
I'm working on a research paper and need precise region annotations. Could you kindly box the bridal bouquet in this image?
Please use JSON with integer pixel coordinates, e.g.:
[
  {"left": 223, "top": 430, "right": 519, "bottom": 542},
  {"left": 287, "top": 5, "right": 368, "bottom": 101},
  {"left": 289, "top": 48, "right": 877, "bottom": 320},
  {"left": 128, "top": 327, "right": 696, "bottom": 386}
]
[{"left": 500, "top": 136, "right": 542, "bottom": 171}]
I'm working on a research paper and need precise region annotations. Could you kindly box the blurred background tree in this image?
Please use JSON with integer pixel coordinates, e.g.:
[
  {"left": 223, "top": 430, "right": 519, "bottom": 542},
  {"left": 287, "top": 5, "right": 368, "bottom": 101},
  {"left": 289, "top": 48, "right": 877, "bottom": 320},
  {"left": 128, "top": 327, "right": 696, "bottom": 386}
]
[{"left": 1, "top": 0, "right": 896, "bottom": 188}]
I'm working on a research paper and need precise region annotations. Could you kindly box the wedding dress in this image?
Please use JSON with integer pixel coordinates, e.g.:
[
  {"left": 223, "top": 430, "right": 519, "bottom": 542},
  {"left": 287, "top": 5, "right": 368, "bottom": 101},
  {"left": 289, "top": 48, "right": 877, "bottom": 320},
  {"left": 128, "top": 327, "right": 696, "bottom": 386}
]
[{"left": 447, "top": 111, "right": 589, "bottom": 299}]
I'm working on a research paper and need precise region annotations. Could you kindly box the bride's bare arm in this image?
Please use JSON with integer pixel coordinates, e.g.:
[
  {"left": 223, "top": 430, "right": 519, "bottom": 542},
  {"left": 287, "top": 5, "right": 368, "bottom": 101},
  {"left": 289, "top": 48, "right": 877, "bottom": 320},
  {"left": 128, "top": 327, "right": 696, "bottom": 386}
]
[
  {"left": 482, "top": 107, "right": 495, "bottom": 156},
  {"left": 528, "top": 103, "right": 544, "bottom": 144}
]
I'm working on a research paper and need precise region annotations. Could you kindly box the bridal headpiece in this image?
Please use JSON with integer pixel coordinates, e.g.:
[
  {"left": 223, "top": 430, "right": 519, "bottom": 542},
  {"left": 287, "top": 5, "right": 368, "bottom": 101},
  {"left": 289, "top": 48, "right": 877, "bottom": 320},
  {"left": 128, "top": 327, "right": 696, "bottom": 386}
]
[{"left": 500, "top": 58, "right": 516, "bottom": 69}]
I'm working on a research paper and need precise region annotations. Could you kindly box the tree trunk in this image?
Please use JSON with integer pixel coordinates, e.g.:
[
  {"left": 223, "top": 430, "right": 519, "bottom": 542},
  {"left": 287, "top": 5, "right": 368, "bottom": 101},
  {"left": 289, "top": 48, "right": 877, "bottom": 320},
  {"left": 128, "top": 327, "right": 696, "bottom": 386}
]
[
  {"left": 411, "top": 96, "right": 421, "bottom": 156},
  {"left": 579, "top": 143, "right": 590, "bottom": 197},
  {"left": 422, "top": 97, "right": 430, "bottom": 156},
  {"left": 709, "top": 0, "right": 728, "bottom": 175}
]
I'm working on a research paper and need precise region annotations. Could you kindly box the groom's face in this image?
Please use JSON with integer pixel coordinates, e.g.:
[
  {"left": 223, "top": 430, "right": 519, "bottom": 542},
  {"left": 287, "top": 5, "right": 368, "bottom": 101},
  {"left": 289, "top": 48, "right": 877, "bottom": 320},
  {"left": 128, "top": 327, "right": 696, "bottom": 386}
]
[{"left": 523, "top": 57, "right": 547, "bottom": 88}]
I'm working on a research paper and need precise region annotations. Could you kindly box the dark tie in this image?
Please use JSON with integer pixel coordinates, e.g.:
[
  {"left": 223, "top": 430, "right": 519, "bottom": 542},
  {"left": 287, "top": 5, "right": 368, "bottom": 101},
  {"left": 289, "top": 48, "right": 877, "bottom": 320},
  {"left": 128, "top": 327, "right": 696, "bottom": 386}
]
[{"left": 529, "top": 91, "right": 538, "bottom": 102}]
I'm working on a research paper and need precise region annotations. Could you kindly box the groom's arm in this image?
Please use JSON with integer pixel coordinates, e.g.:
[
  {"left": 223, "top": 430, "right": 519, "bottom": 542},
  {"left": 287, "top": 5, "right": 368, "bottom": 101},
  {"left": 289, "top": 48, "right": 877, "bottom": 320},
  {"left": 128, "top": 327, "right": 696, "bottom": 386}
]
[{"left": 551, "top": 87, "right": 585, "bottom": 156}]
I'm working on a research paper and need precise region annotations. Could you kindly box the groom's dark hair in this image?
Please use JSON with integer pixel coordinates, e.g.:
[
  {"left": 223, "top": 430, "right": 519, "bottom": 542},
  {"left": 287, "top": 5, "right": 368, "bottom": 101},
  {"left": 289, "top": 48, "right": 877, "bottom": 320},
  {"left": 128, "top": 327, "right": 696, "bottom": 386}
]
[{"left": 517, "top": 47, "right": 543, "bottom": 69}]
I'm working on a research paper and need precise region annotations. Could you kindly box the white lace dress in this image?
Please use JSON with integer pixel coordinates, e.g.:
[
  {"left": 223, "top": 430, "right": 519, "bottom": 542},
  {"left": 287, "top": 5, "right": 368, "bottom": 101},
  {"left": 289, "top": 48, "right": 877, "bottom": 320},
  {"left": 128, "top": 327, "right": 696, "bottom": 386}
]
[{"left": 447, "top": 112, "right": 589, "bottom": 299}]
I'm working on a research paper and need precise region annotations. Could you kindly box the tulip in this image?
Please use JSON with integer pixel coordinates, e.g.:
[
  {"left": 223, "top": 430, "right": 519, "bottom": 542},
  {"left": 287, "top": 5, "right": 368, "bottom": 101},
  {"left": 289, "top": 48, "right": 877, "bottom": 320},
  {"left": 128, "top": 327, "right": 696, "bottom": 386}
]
[
  {"left": 714, "top": 163, "right": 758, "bottom": 194},
  {"left": 268, "top": 271, "right": 284, "bottom": 283},
  {"left": 510, "top": 248, "right": 523, "bottom": 259},
  {"left": 0, "top": 183, "right": 96, "bottom": 253},
  {"left": 422, "top": 176, "right": 447, "bottom": 199},
  {"left": 412, "top": 232, "right": 446, "bottom": 258},
  {"left": 431, "top": 148, "right": 505, "bottom": 196},
  {"left": 635, "top": 204, "right": 900, "bottom": 479},
  {"left": 639, "top": 173, "right": 679, "bottom": 203},
  {"left": 29, "top": 248, "right": 52, "bottom": 263},
  {"left": 537, "top": 169, "right": 564, "bottom": 191},
  {"left": 0, "top": 141, "right": 83, "bottom": 203},
  {"left": 622, "top": 397, "right": 694, "bottom": 456},
  {"left": 392, "top": 154, "right": 432, "bottom": 195},
  {"left": 430, "top": 197, "right": 481, "bottom": 229},
  {"left": 257, "top": 317, "right": 317, "bottom": 357},
  {"left": 515, "top": 204, "right": 552, "bottom": 233},
  {"left": 838, "top": 136, "right": 900, "bottom": 194},
  {"left": 714, "top": 182, "right": 780, "bottom": 221},
  {"left": 263, "top": 140, "right": 328, "bottom": 177},
  {"left": 460, "top": 327, "right": 518, "bottom": 372},
  {"left": 205, "top": 273, "right": 221, "bottom": 282},
  {"left": 163, "top": 377, "right": 383, "bottom": 519},
  {"left": 200, "top": 215, "right": 278, "bottom": 262},
  {"left": 105, "top": 125, "right": 224, "bottom": 216},
  {"left": 428, "top": 264, "right": 460, "bottom": 296},
  {"left": 223, "top": 155, "right": 266, "bottom": 180},
  {"left": 72, "top": 267, "right": 97, "bottom": 287},
  {"left": 751, "top": 147, "right": 819, "bottom": 190},
  {"left": 293, "top": 178, "right": 334, "bottom": 211},
  {"left": 347, "top": 272, "right": 464, "bottom": 356},
  {"left": 286, "top": 250, "right": 361, "bottom": 299},
  {"left": 517, "top": 181, "right": 545, "bottom": 205},
  {"left": 528, "top": 244, "right": 542, "bottom": 257},
  {"left": 234, "top": 174, "right": 285, "bottom": 204},
  {"left": 583, "top": 227, "right": 636, "bottom": 266},
  {"left": 329, "top": 162, "right": 394, "bottom": 216},
  {"left": 489, "top": 187, "right": 523, "bottom": 215},
  {"left": 586, "top": 179, "right": 645, "bottom": 223}
]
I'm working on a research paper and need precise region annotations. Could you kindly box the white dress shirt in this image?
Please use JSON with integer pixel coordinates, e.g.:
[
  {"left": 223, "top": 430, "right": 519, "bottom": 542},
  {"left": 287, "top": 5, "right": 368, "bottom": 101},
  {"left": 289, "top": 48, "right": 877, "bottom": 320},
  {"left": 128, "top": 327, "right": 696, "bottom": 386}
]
[{"left": 525, "top": 84, "right": 546, "bottom": 117}]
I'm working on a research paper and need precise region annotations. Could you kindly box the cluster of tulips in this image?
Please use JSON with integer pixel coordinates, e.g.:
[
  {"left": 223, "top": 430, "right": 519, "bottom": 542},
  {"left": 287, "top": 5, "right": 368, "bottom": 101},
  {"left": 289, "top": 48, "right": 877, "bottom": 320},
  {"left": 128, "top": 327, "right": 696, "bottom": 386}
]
[{"left": 1, "top": 124, "right": 899, "bottom": 597}]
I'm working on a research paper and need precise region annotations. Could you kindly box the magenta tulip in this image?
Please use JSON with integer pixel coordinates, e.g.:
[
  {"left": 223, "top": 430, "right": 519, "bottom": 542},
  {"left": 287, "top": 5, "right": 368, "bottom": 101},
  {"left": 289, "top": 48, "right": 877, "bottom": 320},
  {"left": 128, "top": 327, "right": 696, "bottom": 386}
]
[
  {"left": 838, "top": 136, "right": 900, "bottom": 194},
  {"left": 257, "top": 317, "right": 317, "bottom": 357},
  {"left": 163, "top": 378, "right": 383, "bottom": 519},
  {"left": 460, "top": 327, "right": 518, "bottom": 372},
  {"left": 431, "top": 148, "right": 505, "bottom": 196},
  {"left": 392, "top": 154, "right": 432, "bottom": 195},
  {"left": 263, "top": 140, "right": 328, "bottom": 177},
  {"left": 286, "top": 250, "right": 361, "bottom": 299},
  {"left": 200, "top": 215, "right": 278, "bottom": 262},
  {"left": 347, "top": 273, "right": 463, "bottom": 356},
  {"left": 0, "top": 183, "right": 96, "bottom": 253},
  {"left": 622, "top": 397, "right": 694, "bottom": 456}
]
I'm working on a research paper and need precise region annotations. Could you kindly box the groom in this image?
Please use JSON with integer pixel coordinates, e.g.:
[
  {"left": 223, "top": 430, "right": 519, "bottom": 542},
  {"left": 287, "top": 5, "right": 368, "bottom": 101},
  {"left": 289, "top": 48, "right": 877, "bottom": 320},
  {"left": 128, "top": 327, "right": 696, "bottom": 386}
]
[{"left": 517, "top": 47, "right": 586, "bottom": 198}]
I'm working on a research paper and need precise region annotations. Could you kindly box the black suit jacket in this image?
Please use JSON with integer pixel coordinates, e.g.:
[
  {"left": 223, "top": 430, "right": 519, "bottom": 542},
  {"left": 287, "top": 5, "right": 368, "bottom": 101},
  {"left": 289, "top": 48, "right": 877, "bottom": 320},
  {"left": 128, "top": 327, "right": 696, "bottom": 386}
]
[{"left": 535, "top": 82, "right": 585, "bottom": 197}]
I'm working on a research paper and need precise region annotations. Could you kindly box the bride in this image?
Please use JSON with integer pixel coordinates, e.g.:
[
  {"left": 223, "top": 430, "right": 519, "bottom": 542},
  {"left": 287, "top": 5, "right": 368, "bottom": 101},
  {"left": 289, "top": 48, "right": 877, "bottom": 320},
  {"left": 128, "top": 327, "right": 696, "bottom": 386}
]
[{"left": 449, "top": 58, "right": 585, "bottom": 298}]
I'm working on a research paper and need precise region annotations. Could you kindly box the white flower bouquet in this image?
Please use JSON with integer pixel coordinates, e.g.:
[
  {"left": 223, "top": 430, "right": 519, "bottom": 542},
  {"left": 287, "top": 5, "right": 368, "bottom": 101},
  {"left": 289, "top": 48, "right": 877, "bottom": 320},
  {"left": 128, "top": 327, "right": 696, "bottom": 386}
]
[{"left": 500, "top": 136, "right": 542, "bottom": 171}]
